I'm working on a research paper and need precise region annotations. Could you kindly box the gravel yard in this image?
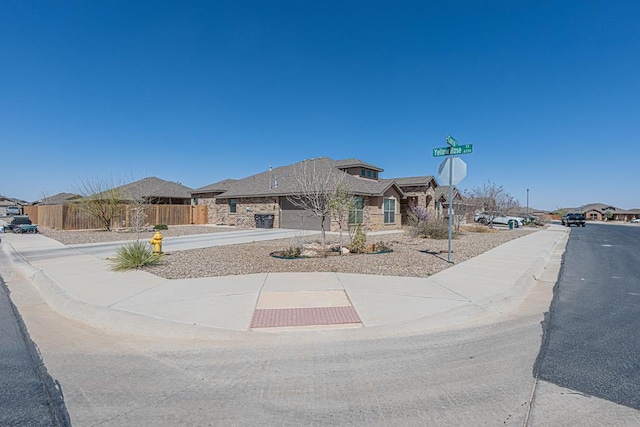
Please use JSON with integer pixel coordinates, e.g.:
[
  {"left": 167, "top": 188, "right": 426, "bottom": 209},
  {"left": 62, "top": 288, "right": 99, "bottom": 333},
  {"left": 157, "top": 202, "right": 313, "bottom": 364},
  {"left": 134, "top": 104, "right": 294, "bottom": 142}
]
[
  {"left": 40, "top": 224, "right": 540, "bottom": 279},
  {"left": 39, "top": 225, "right": 232, "bottom": 245}
]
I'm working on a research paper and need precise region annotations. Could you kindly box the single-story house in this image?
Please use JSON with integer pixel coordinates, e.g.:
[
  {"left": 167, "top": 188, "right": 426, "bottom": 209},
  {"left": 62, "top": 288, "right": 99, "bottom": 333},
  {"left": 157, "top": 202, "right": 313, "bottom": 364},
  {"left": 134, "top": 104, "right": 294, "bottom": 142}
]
[
  {"left": 192, "top": 157, "right": 441, "bottom": 231},
  {"left": 34, "top": 192, "right": 82, "bottom": 205},
  {"left": 434, "top": 186, "right": 464, "bottom": 219},
  {"left": 610, "top": 209, "right": 640, "bottom": 222},
  {"left": 0, "top": 195, "right": 27, "bottom": 216},
  {"left": 114, "top": 177, "right": 194, "bottom": 205},
  {"left": 575, "top": 203, "right": 619, "bottom": 221}
]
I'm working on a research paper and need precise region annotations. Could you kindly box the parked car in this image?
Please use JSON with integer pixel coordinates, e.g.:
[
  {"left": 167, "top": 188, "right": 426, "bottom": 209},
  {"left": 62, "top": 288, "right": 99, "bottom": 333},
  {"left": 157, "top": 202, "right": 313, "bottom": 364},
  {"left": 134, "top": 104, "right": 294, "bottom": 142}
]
[
  {"left": 561, "top": 212, "right": 586, "bottom": 227},
  {"left": 474, "top": 211, "right": 525, "bottom": 228},
  {"left": 6, "top": 205, "right": 21, "bottom": 215},
  {"left": 631, "top": 218, "right": 640, "bottom": 223},
  {"left": 6, "top": 215, "right": 33, "bottom": 231}
]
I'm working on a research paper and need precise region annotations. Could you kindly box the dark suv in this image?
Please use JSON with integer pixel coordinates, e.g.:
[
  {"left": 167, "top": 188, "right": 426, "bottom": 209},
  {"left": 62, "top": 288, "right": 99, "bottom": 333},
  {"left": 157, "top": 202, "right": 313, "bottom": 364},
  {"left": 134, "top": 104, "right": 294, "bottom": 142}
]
[{"left": 562, "top": 212, "right": 586, "bottom": 227}]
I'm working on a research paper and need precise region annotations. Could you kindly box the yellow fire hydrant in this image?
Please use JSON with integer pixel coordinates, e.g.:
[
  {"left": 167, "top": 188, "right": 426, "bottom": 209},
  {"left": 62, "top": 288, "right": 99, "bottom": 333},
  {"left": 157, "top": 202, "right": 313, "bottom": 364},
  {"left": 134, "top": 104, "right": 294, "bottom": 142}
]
[{"left": 149, "top": 231, "right": 163, "bottom": 254}]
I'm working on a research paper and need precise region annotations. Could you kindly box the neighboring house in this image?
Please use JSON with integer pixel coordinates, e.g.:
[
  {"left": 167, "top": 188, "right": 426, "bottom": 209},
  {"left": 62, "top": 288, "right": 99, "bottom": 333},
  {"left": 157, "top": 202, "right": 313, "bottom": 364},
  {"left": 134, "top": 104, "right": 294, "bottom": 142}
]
[
  {"left": 610, "top": 209, "right": 640, "bottom": 222},
  {"left": 383, "top": 176, "right": 438, "bottom": 225},
  {"left": 192, "top": 157, "right": 439, "bottom": 231},
  {"left": 114, "top": 177, "right": 194, "bottom": 205},
  {"left": 567, "top": 203, "right": 619, "bottom": 221},
  {"left": 34, "top": 192, "right": 81, "bottom": 205},
  {"left": 434, "top": 186, "right": 463, "bottom": 219},
  {"left": 0, "top": 195, "right": 27, "bottom": 216}
]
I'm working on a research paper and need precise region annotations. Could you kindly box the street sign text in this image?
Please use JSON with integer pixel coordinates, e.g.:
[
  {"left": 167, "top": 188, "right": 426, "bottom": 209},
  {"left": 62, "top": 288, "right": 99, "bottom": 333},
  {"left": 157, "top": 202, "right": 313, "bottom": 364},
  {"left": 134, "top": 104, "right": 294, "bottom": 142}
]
[{"left": 433, "top": 144, "right": 473, "bottom": 157}]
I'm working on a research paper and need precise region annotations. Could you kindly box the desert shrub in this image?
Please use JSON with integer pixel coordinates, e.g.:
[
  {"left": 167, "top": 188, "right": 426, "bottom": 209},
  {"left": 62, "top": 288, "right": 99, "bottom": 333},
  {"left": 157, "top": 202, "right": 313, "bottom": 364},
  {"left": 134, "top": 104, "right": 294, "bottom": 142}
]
[
  {"left": 154, "top": 224, "right": 168, "bottom": 230},
  {"left": 110, "top": 240, "right": 164, "bottom": 271},
  {"left": 349, "top": 225, "right": 367, "bottom": 253},
  {"left": 373, "top": 241, "right": 393, "bottom": 252},
  {"left": 410, "top": 219, "right": 451, "bottom": 240},
  {"left": 281, "top": 246, "right": 302, "bottom": 258},
  {"left": 460, "top": 224, "right": 496, "bottom": 233}
]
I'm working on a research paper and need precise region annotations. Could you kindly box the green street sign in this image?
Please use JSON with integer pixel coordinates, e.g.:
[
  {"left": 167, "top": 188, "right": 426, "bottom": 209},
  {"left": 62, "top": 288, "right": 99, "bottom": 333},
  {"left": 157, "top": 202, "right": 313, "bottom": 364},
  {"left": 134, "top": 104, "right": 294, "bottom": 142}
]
[
  {"left": 432, "top": 144, "right": 473, "bottom": 157},
  {"left": 446, "top": 135, "right": 458, "bottom": 147}
]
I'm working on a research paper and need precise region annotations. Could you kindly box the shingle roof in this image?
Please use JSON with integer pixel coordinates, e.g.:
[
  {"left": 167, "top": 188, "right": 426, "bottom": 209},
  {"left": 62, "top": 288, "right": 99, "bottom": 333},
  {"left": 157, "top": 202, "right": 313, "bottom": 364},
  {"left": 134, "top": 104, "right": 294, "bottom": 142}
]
[
  {"left": 214, "top": 157, "right": 403, "bottom": 198},
  {"left": 192, "top": 179, "right": 238, "bottom": 193},
  {"left": 385, "top": 176, "right": 437, "bottom": 187},
  {"left": 334, "top": 158, "right": 384, "bottom": 172},
  {"left": 435, "top": 186, "right": 461, "bottom": 202},
  {"left": 117, "top": 177, "right": 193, "bottom": 200},
  {"left": 37, "top": 192, "right": 81, "bottom": 205}
]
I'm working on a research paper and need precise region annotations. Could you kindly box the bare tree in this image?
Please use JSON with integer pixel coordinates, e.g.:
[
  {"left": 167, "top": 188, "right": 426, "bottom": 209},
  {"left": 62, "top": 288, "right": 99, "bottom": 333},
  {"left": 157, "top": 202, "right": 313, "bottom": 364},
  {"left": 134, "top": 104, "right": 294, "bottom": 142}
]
[
  {"left": 465, "top": 180, "right": 521, "bottom": 227},
  {"left": 328, "top": 181, "right": 356, "bottom": 255},
  {"left": 287, "top": 160, "right": 348, "bottom": 252},
  {"left": 73, "top": 176, "right": 125, "bottom": 231},
  {"left": 121, "top": 177, "right": 165, "bottom": 234}
]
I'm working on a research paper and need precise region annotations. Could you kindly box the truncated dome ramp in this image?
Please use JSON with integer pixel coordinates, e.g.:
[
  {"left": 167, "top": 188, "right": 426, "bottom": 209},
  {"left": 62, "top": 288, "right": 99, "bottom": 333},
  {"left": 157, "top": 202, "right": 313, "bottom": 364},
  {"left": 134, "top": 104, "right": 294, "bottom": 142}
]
[{"left": 250, "top": 291, "right": 362, "bottom": 329}]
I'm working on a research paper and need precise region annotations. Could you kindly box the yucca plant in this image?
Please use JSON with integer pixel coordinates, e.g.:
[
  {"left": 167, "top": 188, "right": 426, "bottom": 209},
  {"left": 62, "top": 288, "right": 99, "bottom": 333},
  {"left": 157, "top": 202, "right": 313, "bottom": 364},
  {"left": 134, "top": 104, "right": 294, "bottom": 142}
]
[{"left": 110, "top": 240, "right": 164, "bottom": 271}]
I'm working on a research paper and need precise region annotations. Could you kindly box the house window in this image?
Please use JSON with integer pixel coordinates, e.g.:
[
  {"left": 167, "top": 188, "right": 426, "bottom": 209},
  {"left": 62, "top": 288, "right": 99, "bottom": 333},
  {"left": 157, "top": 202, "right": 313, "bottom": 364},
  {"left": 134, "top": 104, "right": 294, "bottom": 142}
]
[
  {"left": 349, "top": 197, "right": 364, "bottom": 224},
  {"left": 229, "top": 199, "right": 237, "bottom": 214},
  {"left": 366, "top": 170, "right": 372, "bottom": 178},
  {"left": 372, "top": 171, "right": 378, "bottom": 179},
  {"left": 384, "top": 198, "right": 395, "bottom": 224},
  {"left": 360, "top": 169, "right": 366, "bottom": 177}
]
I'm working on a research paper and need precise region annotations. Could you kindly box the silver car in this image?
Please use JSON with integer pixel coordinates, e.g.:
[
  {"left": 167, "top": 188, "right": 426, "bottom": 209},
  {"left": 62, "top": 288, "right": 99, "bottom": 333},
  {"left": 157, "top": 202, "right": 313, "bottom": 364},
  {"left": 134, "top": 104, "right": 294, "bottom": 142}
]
[{"left": 474, "top": 211, "right": 525, "bottom": 227}]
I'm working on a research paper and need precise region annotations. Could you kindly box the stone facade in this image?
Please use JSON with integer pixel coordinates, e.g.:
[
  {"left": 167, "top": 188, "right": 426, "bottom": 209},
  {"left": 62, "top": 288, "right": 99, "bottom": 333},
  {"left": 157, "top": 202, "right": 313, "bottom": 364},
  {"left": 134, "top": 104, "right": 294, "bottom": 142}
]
[
  {"left": 399, "top": 184, "right": 437, "bottom": 225},
  {"left": 220, "top": 197, "right": 279, "bottom": 228}
]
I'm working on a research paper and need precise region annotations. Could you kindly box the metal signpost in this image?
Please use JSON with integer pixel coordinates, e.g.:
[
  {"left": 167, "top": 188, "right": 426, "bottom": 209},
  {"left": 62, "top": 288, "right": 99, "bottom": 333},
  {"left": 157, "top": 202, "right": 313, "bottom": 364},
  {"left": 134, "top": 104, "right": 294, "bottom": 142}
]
[{"left": 434, "top": 135, "right": 473, "bottom": 263}]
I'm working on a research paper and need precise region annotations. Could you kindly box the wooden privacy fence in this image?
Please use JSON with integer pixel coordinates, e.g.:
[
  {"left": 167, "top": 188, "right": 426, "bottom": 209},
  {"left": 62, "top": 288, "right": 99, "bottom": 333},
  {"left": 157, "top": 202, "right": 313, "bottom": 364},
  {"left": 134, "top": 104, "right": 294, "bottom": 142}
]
[{"left": 23, "top": 204, "right": 208, "bottom": 230}]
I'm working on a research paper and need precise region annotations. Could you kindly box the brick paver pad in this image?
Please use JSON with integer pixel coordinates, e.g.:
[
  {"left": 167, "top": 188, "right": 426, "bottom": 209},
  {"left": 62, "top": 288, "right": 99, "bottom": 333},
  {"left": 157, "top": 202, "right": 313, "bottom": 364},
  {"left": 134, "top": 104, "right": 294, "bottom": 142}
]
[{"left": 251, "top": 306, "right": 362, "bottom": 328}]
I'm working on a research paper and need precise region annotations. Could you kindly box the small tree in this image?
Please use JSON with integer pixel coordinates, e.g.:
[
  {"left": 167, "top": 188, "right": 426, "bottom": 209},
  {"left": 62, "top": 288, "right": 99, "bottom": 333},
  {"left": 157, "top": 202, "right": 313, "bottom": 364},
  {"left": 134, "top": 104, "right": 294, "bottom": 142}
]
[
  {"left": 465, "top": 180, "right": 521, "bottom": 227},
  {"left": 328, "top": 181, "right": 356, "bottom": 255},
  {"left": 287, "top": 160, "right": 348, "bottom": 253},
  {"left": 74, "top": 176, "right": 125, "bottom": 231}
]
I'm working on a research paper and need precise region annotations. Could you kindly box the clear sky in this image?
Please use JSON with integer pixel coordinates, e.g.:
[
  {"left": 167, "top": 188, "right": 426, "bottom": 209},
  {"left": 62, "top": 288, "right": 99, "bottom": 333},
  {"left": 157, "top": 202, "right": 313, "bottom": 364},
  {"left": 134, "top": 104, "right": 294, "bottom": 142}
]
[{"left": 2, "top": 1, "right": 639, "bottom": 211}]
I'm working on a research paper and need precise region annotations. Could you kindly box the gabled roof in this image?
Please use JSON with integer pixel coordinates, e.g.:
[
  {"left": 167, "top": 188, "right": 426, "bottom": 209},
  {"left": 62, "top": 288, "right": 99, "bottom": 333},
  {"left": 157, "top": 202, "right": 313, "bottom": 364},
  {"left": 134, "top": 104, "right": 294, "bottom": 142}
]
[
  {"left": 334, "top": 158, "right": 384, "bottom": 172},
  {"left": 209, "top": 157, "right": 403, "bottom": 199},
  {"left": 37, "top": 192, "right": 81, "bottom": 205},
  {"left": 580, "top": 202, "right": 619, "bottom": 212},
  {"left": 435, "top": 186, "right": 462, "bottom": 202},
  {"left": 192, "top": 179, "right": 238, "bottom": 194},
  {"left": 0, "top": 195, "right": 28, "bottom": 205},
  {"left": 385, "top": 176, "right": 437, "bottom": 187},
  {"left": 117, "top": 177, "right": 193, "bottom": 200}
]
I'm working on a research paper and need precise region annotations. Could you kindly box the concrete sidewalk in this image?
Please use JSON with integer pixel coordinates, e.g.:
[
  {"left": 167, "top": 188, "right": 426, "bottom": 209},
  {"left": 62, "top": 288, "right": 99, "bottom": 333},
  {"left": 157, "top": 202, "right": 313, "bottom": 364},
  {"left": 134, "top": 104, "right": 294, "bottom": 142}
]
[{"left": 0, "top": 225, "right": 568, "bottom": 337}]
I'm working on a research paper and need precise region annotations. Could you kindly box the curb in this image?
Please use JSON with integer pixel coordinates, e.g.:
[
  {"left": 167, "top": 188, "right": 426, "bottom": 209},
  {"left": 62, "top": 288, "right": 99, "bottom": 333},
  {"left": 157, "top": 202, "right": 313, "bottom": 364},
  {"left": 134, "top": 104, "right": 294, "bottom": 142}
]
[
  {"left": 2, "top": 242, "right": 247, "bottom": 340},
  {"left": 1, "top": 227, "right": 568, "bottom": 339}
]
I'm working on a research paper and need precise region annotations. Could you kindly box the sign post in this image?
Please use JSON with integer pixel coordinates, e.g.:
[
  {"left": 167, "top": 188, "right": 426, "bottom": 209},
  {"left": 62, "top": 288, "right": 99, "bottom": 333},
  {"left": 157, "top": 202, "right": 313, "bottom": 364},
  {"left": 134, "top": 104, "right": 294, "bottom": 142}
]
[{"left": 435, "top": 135, "right": 472, "bottom": 263}]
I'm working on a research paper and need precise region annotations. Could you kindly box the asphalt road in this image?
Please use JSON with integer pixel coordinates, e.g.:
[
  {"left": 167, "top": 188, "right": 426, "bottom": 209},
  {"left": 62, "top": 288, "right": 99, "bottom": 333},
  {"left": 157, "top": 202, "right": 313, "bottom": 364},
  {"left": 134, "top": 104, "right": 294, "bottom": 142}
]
[
  {"left": 535, "top": 222, "right": 640, "bottom": 410},
  {"left": 0, "top": 276, "right": 70, "bottom": 426}
]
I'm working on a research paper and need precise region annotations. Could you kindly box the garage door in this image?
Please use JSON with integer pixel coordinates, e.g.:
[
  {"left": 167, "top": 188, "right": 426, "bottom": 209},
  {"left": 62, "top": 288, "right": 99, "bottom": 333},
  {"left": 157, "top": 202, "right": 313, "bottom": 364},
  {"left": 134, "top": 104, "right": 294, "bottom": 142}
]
[{"left": 279, "top": 198, "right": 326, "bottom": 231}]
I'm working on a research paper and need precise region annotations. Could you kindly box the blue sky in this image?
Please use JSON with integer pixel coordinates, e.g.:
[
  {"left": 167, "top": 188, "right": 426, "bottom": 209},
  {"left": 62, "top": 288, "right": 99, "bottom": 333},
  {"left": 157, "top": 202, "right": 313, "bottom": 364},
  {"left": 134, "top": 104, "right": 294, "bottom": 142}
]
[{"left": 2, "top": 1, "right": 639, "bottom": 211}]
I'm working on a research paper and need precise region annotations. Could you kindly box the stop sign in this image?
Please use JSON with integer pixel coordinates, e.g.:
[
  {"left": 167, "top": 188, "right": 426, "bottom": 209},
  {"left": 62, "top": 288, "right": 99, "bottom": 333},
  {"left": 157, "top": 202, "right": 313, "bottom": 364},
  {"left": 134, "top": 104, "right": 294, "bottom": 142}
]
[{"left": 438, "top": 157, "right": 467, "bottom": 185}]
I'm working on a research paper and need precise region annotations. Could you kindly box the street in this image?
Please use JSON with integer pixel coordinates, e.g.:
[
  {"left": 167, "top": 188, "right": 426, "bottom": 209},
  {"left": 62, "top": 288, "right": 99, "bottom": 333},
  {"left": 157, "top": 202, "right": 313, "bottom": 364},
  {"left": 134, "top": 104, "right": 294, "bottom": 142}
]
[
  {"left": 0, "top": 276, "right": 69, "bottom": 426},
  {"left": 1, "top": 223, "right": 640, "bottom": 425},
  {"left": 535, "top": 222, "right": 640, "bottom": 410}
]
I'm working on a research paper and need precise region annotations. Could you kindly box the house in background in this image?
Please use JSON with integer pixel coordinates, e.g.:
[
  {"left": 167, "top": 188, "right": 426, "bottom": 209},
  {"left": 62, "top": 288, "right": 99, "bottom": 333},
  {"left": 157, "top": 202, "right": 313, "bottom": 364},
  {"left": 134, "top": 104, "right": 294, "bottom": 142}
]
[
  {"left": 434, "top": 186, "right": 463, "bottom": 220},
  {"left": 34, "top": 192, "right": 81, "bottom": 205},
  {"left": 610, "top": 209, "right": 640, "bottom": 221},
  {"left": 192, "top": 157, "right": 440, "bottom": 231},
  {"left": 115, "top": 177, "right": 194, "bottom": 205},
  {"left": 384, "top": 176, "right": 438, "bottom": 225},
  {"left": 0, "top": 195, "right": 28, "bottom": 216}
]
